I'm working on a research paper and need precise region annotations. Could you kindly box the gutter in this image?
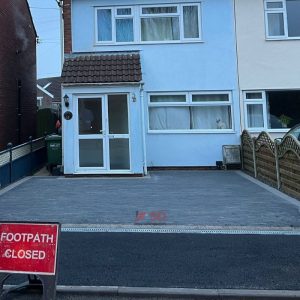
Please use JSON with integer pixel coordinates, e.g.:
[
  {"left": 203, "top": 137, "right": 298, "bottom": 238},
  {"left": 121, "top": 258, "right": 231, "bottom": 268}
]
[
  {"left": 62, "top": 82, "right": 143, "bottom": 87},
  {"left": 139, "top": 83, "right": 148, "bottom": 175}
]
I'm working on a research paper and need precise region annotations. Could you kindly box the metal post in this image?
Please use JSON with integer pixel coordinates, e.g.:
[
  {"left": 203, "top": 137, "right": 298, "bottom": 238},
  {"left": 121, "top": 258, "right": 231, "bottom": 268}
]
[
  {"left": 0, "top": 274, "right": 10, "bottom": 299},
  {"left": 7, "top": 143, "right": 13, "bottom": 184},
  {"left": 41, "top": 275, "right": 57, "bottom": 300},
  {"left": 252, "top": 137, "right": 257, "bottom": 178},
  {"left": 29, "top": 136, "right": 33, "bottom": 175}
]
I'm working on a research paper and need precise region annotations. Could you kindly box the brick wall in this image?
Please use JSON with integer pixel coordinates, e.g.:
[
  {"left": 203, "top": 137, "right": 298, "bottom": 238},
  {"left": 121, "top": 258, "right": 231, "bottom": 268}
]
[
  {"left": 63, "top": 0, "right": 72, "bottom": 54},
  {"left": 0, "top": 0, "right": 37, "bottom": 150}
]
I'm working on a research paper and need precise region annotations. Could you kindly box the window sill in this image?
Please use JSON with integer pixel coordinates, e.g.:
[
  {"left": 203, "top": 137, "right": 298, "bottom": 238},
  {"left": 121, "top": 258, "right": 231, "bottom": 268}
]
[
  {"left": 94, "top": 40, "right": 204, "bottom": 47},
  {"left": 147, "top": 130, "right": 236, "bottom": 134},
  {"left": 247, "top": 128, "right": 289, "bottom": 133},
  {"left": 266, "top": 37, "right": 300, "bottom": 41}
]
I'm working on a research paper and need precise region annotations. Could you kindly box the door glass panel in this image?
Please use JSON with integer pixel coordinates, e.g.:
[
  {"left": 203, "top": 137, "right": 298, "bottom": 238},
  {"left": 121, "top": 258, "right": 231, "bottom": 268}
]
[
  {"left": 109, "top": 139, "right": 130, "bottom": 170},
  {"left": 78, "top": 98, "right": 102, "bottom": 135},
  {"left": 79, "top": 139, "right": 103, "bottom": 167},
  {"left": 108, "top": 95, "right": 129, "bottom": 134}
]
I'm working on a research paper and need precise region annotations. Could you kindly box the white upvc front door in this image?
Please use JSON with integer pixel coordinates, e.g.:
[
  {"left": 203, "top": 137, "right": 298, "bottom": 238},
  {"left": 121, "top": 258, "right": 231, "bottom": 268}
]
[{"left": 74, "top": 94, "right": 131, "bottom": 173}]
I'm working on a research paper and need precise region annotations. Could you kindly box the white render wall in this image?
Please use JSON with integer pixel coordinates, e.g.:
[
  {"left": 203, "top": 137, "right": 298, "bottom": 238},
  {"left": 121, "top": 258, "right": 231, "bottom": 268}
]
[{"left": 235, "top": 0, "right": 300, "bottom": 90}]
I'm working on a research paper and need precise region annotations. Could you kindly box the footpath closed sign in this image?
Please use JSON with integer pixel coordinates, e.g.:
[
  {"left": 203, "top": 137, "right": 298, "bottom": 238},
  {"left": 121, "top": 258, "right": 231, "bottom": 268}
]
[{"left": 0, "top": 222, "right": 59, "bottom": 275}]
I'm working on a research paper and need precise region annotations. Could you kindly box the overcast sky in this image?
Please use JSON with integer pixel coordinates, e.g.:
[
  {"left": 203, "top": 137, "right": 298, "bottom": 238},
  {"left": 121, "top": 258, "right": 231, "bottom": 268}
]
[{"left": 28, "top": 0, "right": 62, "bottom": 79}]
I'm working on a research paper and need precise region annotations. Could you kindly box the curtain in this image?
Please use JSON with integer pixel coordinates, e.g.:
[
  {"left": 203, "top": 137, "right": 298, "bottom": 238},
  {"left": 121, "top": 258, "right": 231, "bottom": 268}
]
[
  {"left": 247, "top": 104, "right": 264, "bottom": 128},
  {"left": 183, "top": 6, "right": 199, "bottom": 38},
  {"left": 191, "top": 106, "right": 231, "bottom": 129},
  {"left": 98, "top": 9, "right": 112, "bottom": 41},
  {"left": 149, "top": 105, "right": 232, "bottom": 130},
  {"left": 149, "top": 107, "right": 190, "bottom": 130},
  {"left": 141, "top": 17, "right": 180, "bottom": 41},
  {"left": 267, "top": 13, "right": 284, "bottom": 36},
  {"left": 116, "top": 19, "right": 134, "bottom": 42},
  {"left": 192, "top": 94, "right": 228, "bottom": 102},
  {"left": 150, "top": 95, "right": 186, "bottom": 103}
]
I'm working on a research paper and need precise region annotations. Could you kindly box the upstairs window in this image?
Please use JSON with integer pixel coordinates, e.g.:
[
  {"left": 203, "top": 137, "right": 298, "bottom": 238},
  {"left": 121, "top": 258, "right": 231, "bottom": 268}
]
[
  {"left": 265, "top": 0, "right": 300, "bottom": 39},
  {"left": 96, "top": 7, "right": 134, "bottom": 43},
  {"left": 95, "top": 3, "right": 201, "bottom": 44},
  {"left": 140, "top": 4, "right": 201, "bottom": 42},
  {"left": 141, "top": 6, "right": 180, "bottom": 41}
]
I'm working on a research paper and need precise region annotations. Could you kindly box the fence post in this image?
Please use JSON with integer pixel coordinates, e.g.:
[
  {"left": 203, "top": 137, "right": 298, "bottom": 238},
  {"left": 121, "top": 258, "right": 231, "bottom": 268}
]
[
  {"left": 7, "top": 142, "right": 13, "bottom": 184},
  {"left": 274, "top": 140, "right": 281, "bottom": 190},
  {"left": 29, "top": 136, "right": 33, "bottom": 175},
  {"left": 252, "top": 137, "right": 257, "bottom": 178},
  {"left": 240, "top": 137, "right": 244, "bottom": 170}
]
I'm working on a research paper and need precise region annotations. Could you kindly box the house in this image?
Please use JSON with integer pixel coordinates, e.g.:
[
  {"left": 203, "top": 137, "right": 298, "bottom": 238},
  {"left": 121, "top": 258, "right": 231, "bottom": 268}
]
[
  {"left": 61, "top": 0, "right": 241, "bottom": 175},
  {"left": 235, "top": 0, "right": 300, "bottom": 137},
  {"left": 37, "top": 77, "right": 62, "bottom": 114},
  {"left": 0, "top": 0, "right": 37, "bottom": 150}
]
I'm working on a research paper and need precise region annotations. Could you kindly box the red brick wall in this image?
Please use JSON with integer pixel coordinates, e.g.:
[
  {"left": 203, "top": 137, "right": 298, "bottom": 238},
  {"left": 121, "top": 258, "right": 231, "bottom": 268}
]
[
  {"left": 0, "top": 0, "right": 37, "bottom": 150},
  {"left": 63, "top": 0, "right": 72, "bottom": 54}
]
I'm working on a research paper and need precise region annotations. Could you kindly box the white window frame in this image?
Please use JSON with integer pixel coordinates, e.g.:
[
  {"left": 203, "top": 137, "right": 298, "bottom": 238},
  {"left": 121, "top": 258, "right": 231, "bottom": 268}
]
[
  {"left": 148, "top": 91, "right": 234, "bottom": 134},
  {"left": 243, "top": 90, "right": 294, "bottom": 132},
  {"left": 265, "top": 0, "right": 300, "bottom": 40},
  {"left": 95, "top": 3, "right": 202, "bottom": 45},
  {"left": 181, "top": 3, "right": 202, "bottom": 41},
  {"left": 140, "top": 3, "right": 202, "bottom": 43},
  {"left": 95, "top": 6, "right": 135, "bottom": 44},
  {"left": 140, "top": 4, "right": 180, "bottom": 43},
  {"left": 243, "top": 91, "right": 267, "bottom": 131}
]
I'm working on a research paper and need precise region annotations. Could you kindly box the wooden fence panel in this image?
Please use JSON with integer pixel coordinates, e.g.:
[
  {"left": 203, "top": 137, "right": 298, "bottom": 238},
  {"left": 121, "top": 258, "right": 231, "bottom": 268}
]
[
  {"left": 256, "top": 145, "right": 277, "bottom": 187},
  {"left": 278, "top": 136, "right": 300, "bottom": 200},
  {"left": 254, "top": 132, "right": 277, "bottom": 187},
  {"left": 241, "top": 130, "right": 300, "bottom": 201},
  {"left": 241, "top": 130, "right": 255, "bottom": 176}
]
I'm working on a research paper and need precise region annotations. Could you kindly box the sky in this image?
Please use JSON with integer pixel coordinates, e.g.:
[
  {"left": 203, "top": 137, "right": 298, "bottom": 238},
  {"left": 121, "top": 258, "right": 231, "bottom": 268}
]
[{"left": 28, "top": 0, "right": 62, "bottom": 79}]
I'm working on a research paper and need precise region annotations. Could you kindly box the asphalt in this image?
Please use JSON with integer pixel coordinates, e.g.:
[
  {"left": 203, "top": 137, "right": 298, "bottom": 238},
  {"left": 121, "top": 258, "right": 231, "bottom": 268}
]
[{"left": 5, "top": 232, "right": 300, "bottom": 290}]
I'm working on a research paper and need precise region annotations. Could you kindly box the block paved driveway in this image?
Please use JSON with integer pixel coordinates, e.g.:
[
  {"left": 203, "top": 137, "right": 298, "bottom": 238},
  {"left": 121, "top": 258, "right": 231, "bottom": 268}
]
[{"left": 0, "top": 170, "right": 300, "bottom": 227}]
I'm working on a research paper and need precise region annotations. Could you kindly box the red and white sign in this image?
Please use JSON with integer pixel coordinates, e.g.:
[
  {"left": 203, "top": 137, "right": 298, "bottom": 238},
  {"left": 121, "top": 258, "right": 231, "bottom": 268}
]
[{"left": 0, "top": 223, "right": 59, "bottom": 275}]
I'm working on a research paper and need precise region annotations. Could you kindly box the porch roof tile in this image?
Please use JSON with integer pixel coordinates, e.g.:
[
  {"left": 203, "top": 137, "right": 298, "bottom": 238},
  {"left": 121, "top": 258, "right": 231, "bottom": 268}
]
[{"left": 62, "top": 53, "right": 142, "bottom": 84}]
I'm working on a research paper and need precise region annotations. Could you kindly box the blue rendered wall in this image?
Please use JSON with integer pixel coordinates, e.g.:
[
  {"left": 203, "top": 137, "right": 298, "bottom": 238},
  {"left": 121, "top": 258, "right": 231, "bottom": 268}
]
[{"left": 71, "top": 0, "right": 240, "bottom": 167}]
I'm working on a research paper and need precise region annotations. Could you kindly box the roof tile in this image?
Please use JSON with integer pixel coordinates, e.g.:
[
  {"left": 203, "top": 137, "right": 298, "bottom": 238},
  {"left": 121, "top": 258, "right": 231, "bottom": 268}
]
[{"left": 62, "top": 54, "right": 142, "bottom": 84}]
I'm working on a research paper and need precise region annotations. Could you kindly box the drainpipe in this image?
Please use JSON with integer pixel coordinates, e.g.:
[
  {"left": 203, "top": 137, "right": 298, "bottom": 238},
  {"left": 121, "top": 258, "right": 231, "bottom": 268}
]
[
  {"left": 17, "top": 79, "right": 22, "bottom": 144},
  {"left": 140, "top": 82, "right": 147, "bottom": 175},
  {"left": 55, "top": 0, "right": 64, "bottom": 70},
  {"left": 233, "top": 0, "right": 243, "bottom": 134}
]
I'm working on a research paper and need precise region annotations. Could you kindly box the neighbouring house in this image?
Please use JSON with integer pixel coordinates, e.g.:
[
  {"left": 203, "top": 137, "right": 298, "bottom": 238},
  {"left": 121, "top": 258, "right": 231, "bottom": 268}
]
[
  {"left": 37, "top": 77, "right": 62, "bottom": 114},
  {"left": 0, "top": 0, "right": 37, "bottom": 150},
  {"left": 235, "top": 0, "right": 300, "bottom": 138},
  {"left": 61, "top": 0, "right": 240, "bottom": 175}
]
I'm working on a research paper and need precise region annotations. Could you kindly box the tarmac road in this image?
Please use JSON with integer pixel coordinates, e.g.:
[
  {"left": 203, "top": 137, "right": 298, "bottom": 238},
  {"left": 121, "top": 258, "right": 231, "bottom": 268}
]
[
  {"left": 7, "top": 231, "right": 300, "bottom": 290},
  {"left": 57, "top": 232, "right": 300, "bottom": 290}
]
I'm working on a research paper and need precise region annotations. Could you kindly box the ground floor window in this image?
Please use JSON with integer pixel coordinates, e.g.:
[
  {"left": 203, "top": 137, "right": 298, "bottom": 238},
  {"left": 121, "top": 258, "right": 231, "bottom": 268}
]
[
  {"left": 148, "top": 92, "right": 233, "bottom": 132},
  {"left": 244, "top": 90, "right": 300, "bottom": 131}
]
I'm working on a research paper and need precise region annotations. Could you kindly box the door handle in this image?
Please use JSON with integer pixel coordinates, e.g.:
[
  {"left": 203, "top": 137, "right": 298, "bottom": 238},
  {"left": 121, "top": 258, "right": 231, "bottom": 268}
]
[{"left": 99, "top": 130, "right": 105, "bottom": 134}]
